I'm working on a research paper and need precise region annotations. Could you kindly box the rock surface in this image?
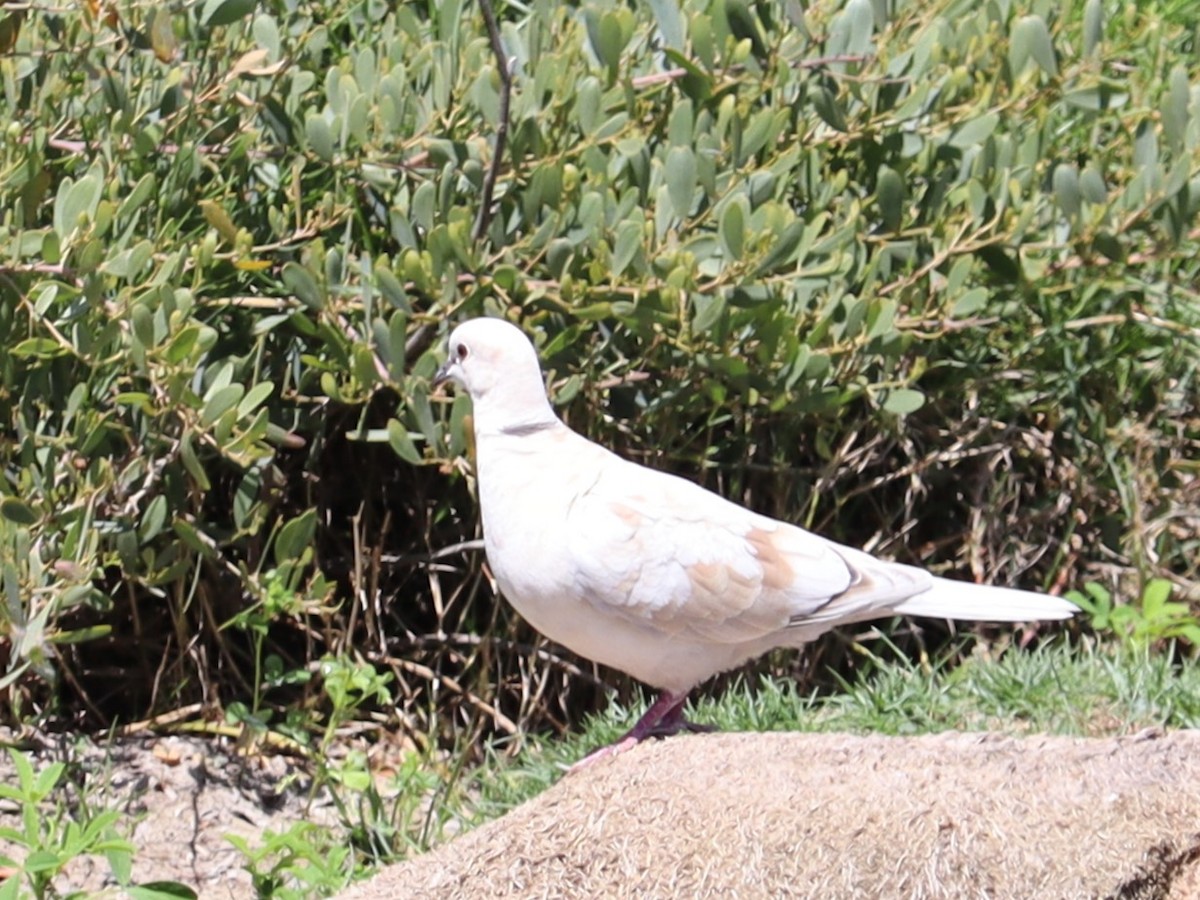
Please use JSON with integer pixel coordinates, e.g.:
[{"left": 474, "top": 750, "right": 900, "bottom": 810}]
[{"left": 339, "top": 729, "right": 1200, "bottom": 900}]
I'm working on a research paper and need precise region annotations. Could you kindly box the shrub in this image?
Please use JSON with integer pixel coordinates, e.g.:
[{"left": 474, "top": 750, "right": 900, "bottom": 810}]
[{"left": 0, "top": 0, "right": 1196, "bottom": 741}]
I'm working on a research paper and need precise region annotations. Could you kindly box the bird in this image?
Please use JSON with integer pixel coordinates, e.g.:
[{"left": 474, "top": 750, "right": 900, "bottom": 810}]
[{"left": 433, "top": 317, "right": 1077, "bottom": 767}]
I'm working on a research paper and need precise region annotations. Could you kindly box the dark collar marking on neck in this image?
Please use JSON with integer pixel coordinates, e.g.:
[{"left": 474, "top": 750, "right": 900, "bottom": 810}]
[{"left": 500, "top": 420, "right": 558, "bottom": 437}]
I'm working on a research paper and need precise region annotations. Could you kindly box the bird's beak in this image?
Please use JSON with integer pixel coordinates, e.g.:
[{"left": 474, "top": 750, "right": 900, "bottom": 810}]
[{"left": 432, "top": 359, "right": 454, "bottom": 390}]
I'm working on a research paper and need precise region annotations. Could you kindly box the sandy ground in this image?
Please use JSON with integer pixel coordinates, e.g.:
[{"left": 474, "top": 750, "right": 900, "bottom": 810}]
[
  {"left": 339, "top": 729, "right": 1200, "bottom": 900},
  {"left": 0, "top": 732, "right": 342, "bottom": 897}
]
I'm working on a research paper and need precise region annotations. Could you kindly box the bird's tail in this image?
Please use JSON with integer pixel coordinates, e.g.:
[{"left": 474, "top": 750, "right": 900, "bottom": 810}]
[{"left": 891, "top": 576, "right": 1077, "bottom": 622}]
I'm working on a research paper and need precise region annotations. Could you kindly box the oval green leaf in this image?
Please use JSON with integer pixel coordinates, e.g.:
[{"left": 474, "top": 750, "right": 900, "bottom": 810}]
[
  {"left": 882, "top": 388, "right": 925, "bottom": 415},
  {"left": 876, "top": 166, "right": 905, "bottom": 232},
  {"left": 719, "top": 201, "right": 745, "bottom": 261},
  {"left": 386, "top": 418, "right": 422, "bottom": 465},
  {"left": 200, "top": 0, "right": 256, "bottom": 28},
  {"left": 200, "top": 384, "right": 245, "bottom": 427},
  {"left": 1, "top": 497, "right": 38, "bottom": 525},
  {"left": 665, "top": 146, "right": 697, "bottom": 219},
  {"left": 1052, "top": 163, "right": 1081, "bottom": 218}
]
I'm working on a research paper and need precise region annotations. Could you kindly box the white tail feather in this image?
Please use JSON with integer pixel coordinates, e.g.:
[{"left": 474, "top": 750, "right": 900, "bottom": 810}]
[{"left": 891, "top": 577, "right": 1077, "bottom": 622}]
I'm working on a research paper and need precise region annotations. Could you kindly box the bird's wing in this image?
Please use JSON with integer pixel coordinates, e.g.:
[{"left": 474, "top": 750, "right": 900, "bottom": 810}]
[{"left": 563, "top": 457, "right": 927, "bottom": 644}]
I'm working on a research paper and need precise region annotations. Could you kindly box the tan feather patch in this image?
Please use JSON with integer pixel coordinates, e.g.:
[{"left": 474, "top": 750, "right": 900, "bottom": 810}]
[
  {"left": 684, "top": 560, "right": 759, "bottom": 619},
  {"left": 611, "top": 502, "right": 642, "bottom": 527},
  {"left": 745, "top": 527, "right": 796, "bottom": 591}
]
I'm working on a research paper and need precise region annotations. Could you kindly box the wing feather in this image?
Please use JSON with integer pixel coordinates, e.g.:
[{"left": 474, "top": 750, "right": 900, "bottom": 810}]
[{"left": 566, "top": 458, "right": 854, "bottom": 644}]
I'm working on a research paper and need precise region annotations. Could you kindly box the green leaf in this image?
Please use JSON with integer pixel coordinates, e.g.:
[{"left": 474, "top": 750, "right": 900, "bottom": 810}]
[
  {"left": 691, "top": 292, "right": 726, "bottom": 334},
  {"left": 387, "top": 419, "right": 422, "bottom": 465},
  {"left": 199, "top": 200, "right": 238, "bottom": 245},
  {"left": 754, "top": 219, "right": 805, "bottom": 275},
  {"left": 574, "top": 76, "right": 602, "bottom": 134},
  {"left": 1079, "top": 167, "right": 1108, "bottom": 204},
  {"left": 1009, "top": 15, "right": 1057, "bottom": 77},
  {"left": 866, "top": 298, "right": 896, "bottom": 340},
  {"left": 612, "top": 219, "right": 643, "bottom": 276},
  {"left": 140, "top": 494, "right": 168, "bottom": 541},
  {"left": 951, "top": 288, "right": 989, "bottom": 318},
  {"left": 0, "top": 497, "right": 37, "bottom": 525},
  {"left": 305, "top": 114, "right": 335, "bottom": 162},
  {"left": 10, "top": 337, "right": 66, "bottom": 359},
  {"left": 1082, "top": 0, "right": 1103, "bottom": 57},
  {"left": 116, "top": 173, "right": 157, "bottom": 222},
  {"left": 724, "top": 0, "right": 767, "bottom": 61},
  {"left": 667, "top": 99, "right": 694, "bottom": 147},
  {"left": 1141, "top": 578, "right": 1172, "bottom": 614},
  {"left": 237, "top": 381, "right": 274, "bottom": 418},
  {"left": 106, "top": 240, "right": 155, "bottom": 279},
  {"left": 1134, "top": 119, "right": 1158, "bottom": 172},
  {"left": 665, "top": 146, "right": 697, "bottom": 219},
  {"left": 172, "top": 519, "right": 217, "bottom": 559},
  {"left": 53, "top": 170, "right": 103, "bottom": 237},
  {"left": 833, "top": 0, "right": 874, "bottom": 57},
  {"left": 252, "top": 14, "right": 280, "bottom": 59},
  {"left": 131, "top": 302, "right": 155, "bottom": 349},
  {"left": 586, "top": 9, "right": 625, "bottom": 74},
  {"left": 948, "top": 113, "right": 998, "bottom": 149},
  {"left": 646, "top": 0, "right": 685, "bottom": 50},
  {"left": 662, "top": 49, "right": 712, "bottom": 101},
  {"left": 200, "top": 0, "right": 256, "bottom": 28},
  {"left": 811, "top": 86, "right": 847, "bottom": 132},
  {"left": 179, "top": 431, "right": 210, "bottom": 491},
  {"left": 881, "top": 388, "right": 925, "bottom": 415},
  {"left": 1063, "top": 86, "right": 1128, "bottom": 112},
  {"left": 876, "top": 166, "right": 905, "bottom": 232},
  {"left": 1163, "top": 67, "right": 1190, "bottom": 154},
  {"left": 275, "top": 509, "right": 317, "bottom": 565},
  {"left": 8, "top": 747, "right": 34, "bottom": 793},
  {"left": 164, "top": 326, "right": 201, "bottom": 365},
  {"left": 282, "top": 262, "right": 325, "bottom": 310},
  {"left": 375, "top": 262, "right": 410, "bottom": 312},
  {"left": 719, "top": 201, "right": 745, "bottom": 261},
  {"left": 1052, "top": 163, "right": 1081, "bottom": 218},
  {"left": 200, "top": 384, "right": 244, "bottom": 427}
]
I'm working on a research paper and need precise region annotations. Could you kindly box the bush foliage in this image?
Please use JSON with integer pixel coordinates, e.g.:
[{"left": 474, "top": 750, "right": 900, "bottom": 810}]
[{"left": 1, "top": 0, "right": 1197, "bottom": 743}]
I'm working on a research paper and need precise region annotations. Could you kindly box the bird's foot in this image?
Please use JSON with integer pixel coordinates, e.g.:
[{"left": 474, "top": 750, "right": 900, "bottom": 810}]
[
  {"left": 568, "top": 689, "right": 714, "bottom": 772},
  {"left": 650, "top": 717, "right": 716, "bottom": 737},
  {"left": 567, "top": 736, "right": 639, "bottom": 773}
]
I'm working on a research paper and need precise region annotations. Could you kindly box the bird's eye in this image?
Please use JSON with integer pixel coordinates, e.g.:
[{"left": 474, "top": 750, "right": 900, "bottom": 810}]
[{"left": 456, "top": 343, "right": 469, "bottom": 361}]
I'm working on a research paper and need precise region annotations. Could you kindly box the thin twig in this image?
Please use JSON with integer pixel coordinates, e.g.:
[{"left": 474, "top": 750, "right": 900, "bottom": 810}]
[
  {"left": 375, "top": 652, "right": 519, "bottom": 734},
  {"left": 473, "top": 0, "right": 513, "bottom": 242},
  {"left": 381, "top": 538, "right": 486, "bottom": 566},
  {"left": 629, "top": 55, "right": 871, "bottom": 90}
]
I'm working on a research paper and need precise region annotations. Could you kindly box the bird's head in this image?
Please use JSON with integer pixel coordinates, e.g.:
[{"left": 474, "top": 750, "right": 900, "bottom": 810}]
[{"left": 433, "top": 318, "right": 558, "bottom": 435}]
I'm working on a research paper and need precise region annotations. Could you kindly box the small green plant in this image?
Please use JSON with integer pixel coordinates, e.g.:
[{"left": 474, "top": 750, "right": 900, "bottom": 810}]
[
  {"left": 0, "top": 748, "right": 195, "bottom": 900},
  {"left": 225, "top": 656, "right": 451, "bottom": 893},
  {"left": 316, "top": 656, "right": 393, "bottom": 749},
  {"left": 225, "top": 744, "right": 454, "bottom": 897},
  {"left": 227, "top": 822, "right": 356, "bottom": 900},
  {"left": 1069, "top": 579, "right": 1200, "bottom": 649}
]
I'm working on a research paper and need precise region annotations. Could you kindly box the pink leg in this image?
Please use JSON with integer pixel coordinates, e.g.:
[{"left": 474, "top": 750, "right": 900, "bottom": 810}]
[{"left": 569, "top": 690, "right": 709, "bottom": 772}]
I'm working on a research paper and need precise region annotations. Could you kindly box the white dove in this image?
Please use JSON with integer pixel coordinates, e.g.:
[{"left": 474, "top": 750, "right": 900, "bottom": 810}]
[{"left": 433, "top": 317, "right": 1076, "bottom": 766}]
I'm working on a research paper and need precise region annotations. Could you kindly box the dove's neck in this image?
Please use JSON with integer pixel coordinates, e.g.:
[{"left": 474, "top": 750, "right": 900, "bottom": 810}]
[{"left": 469, "top": 378, "right": 560, "bottom": 438}]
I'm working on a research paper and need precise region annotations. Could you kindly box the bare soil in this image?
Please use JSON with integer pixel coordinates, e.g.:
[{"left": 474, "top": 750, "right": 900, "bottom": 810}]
[
  {"left": 340, "top": 729, "right": 1200, "bottom": 900},
  {"left": 0, "top": 732, "right": 343, "bottom": 898}
]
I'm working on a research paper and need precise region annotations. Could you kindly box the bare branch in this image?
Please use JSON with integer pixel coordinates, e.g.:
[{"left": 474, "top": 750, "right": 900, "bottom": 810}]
[{"left": 473, "top": 0, "right": 513, "bottom": 242}]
